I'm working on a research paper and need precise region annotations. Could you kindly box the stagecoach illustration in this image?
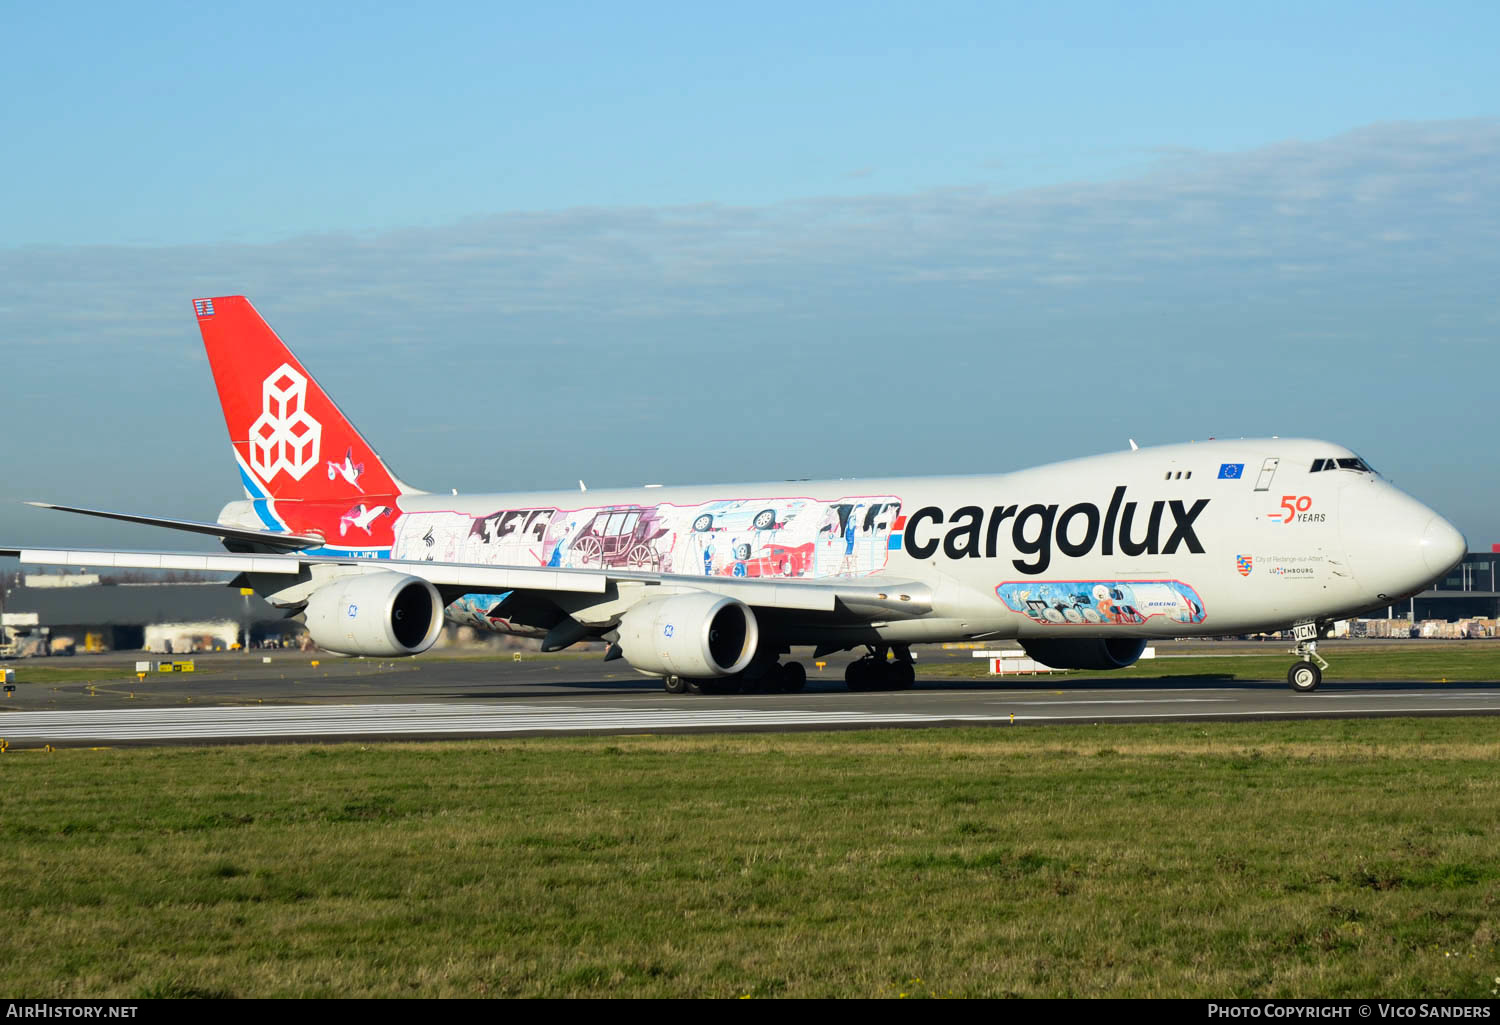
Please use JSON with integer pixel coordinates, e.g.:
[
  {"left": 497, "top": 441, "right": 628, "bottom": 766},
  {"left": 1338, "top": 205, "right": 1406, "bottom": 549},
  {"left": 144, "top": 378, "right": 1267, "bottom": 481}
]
[{"left": 569, "top": 506, "right": 669, "bottom": 570}]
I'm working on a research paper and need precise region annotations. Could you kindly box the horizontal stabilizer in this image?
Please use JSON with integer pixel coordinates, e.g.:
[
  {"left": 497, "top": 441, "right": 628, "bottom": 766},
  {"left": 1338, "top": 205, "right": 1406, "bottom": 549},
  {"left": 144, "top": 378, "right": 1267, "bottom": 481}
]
[{"left": 25, "top": 502, "right": 326, "bottom": 552}]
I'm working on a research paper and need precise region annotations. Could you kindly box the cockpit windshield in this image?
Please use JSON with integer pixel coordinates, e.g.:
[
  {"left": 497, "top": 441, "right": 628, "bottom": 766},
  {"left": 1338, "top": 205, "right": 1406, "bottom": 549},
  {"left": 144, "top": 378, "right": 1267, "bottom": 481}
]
[{"left": 1310, "top": 456, "right": 1376, "bottom": 474}]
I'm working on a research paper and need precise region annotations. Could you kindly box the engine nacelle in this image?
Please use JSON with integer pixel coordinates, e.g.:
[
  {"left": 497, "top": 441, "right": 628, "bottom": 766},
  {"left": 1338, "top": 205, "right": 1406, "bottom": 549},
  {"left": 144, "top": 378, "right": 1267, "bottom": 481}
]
[
  {"left": 617, "top": 592, "right": 759, "bottom": 678},
  {"left": 304, "top": 572, "right": 445, "bottom": 657},
  {"left": 1020, "top": 638, "right": 1147, "bottom": 671}
]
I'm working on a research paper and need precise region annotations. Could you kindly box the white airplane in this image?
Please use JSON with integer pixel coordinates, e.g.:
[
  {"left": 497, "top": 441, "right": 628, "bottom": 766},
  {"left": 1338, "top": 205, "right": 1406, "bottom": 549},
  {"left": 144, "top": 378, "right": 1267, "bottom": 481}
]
[{"left": 3, "top": 297, "right": 1468, "bottom": 694}]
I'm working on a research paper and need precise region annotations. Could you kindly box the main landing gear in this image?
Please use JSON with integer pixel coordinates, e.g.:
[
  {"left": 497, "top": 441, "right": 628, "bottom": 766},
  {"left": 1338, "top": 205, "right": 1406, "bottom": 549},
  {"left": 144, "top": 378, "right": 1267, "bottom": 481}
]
[
  {"left": 663, "top": 660, "right": 807, "bottom": 695},
  {"left": 1287, "top": 635, "right": 1330, "bottom": 693},
  {"left": 845, "top": 645, "right": 917, "bottom": 692}
]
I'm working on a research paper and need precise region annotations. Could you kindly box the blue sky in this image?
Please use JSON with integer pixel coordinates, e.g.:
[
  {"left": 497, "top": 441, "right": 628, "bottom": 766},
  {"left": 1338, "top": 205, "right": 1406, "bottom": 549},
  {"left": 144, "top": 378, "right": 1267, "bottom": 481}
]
[
  {"left": 4, "top": 1, "right": 1496, "bottom": 244},
  {"left": 1, "top": 1, "right": 1497, "bottom": 550}
]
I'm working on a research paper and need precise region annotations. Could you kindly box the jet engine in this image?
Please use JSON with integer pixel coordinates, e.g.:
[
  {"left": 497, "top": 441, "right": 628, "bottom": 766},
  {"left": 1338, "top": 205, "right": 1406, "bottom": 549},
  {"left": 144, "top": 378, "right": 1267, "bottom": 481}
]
[
  {"left": 1020, "top": 638, "right": 1147, "bottom": 671},
  {"left": 303, "top": 572, "right": 446, "bottom": 657},
  {"left": 616, "top": 592, "right": 759, "bottom": 679}
]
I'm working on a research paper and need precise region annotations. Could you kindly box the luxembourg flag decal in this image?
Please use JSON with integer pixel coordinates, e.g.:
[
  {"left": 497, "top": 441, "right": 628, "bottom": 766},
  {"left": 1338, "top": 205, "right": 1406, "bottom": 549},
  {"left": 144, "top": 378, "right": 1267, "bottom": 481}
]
[{"left": 888, "top": 515, "right": 908, "bottom": 550}]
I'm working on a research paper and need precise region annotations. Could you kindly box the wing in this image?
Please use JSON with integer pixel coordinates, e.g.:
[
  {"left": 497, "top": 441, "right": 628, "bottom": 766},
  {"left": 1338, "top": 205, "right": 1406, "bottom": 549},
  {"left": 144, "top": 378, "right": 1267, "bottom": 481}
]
[{"left": 0, "top": 544, "right": 934, "bottom": 619}]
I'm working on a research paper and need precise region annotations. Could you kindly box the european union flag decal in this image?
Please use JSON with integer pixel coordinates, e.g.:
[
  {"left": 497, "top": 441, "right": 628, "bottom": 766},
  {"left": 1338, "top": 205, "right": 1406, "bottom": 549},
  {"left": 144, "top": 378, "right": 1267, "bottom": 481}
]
[{"left": 1218, "top": 463, "right": 1245, "bottom": 480}]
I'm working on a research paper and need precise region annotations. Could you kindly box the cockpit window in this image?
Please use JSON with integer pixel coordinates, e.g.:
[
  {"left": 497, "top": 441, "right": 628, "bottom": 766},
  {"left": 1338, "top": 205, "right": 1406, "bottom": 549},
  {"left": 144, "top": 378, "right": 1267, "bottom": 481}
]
[{"left": 1311, "top": 456, "right": 1375, "bottom": 474}]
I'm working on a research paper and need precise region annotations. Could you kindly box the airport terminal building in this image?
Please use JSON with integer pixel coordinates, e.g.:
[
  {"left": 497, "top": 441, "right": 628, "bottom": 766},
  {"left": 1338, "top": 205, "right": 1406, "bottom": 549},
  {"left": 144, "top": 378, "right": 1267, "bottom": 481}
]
[
  {"left": 0, "top": 575, "right": 300, "bottom": 656},
  {"left": 1400, "top": 549, "right": 1499, "bottom": 622}
]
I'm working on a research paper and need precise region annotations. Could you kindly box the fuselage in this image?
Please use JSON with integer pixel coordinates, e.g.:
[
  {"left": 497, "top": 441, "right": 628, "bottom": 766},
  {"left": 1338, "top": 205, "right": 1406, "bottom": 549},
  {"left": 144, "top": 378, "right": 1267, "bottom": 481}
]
[{"left": 221, "top": 437, "right": 1467, "bottom": 647}]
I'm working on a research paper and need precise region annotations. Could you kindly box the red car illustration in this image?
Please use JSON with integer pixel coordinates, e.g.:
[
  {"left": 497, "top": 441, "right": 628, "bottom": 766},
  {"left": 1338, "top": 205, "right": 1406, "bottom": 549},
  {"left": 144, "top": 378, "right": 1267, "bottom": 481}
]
[{"left": 718, "top": 542, "right": 815, "bottom": 578}]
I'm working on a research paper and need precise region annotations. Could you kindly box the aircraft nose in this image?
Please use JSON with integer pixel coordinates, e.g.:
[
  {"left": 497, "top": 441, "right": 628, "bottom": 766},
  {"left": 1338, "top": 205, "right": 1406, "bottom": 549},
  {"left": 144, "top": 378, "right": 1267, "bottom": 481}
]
[
  {"left": 1421, "top": 514, "right": 1467, "bottom": 577},
  {"left": 1339, "top": 484, "right": 1465, "bottom": 596}
]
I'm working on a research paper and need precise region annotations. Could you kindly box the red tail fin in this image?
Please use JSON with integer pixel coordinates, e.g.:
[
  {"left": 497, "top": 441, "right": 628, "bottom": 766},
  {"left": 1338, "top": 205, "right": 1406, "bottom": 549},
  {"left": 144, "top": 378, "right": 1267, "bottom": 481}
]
[{"left": 194, "top": 296, "right": 414, "bottom": 502}]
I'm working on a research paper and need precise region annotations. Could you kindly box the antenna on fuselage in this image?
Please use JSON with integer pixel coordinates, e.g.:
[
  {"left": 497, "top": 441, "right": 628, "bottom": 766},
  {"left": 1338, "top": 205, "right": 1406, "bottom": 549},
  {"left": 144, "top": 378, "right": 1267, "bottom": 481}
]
[
  {"left": 1128, "top": 439, "right": 1139, "bottom": 451},
  {"left": 579, "top": 480, "right": 588, "bottom": 492}
]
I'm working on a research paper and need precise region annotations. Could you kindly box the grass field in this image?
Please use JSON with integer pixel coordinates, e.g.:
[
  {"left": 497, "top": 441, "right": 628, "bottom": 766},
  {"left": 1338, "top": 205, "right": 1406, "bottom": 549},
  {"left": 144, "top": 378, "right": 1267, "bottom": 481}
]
[
  {"left": 921, "top": 644, "right": 1500, "bottom": 683},
  {"left": 7, "top": 642, "right": 1498, "bottom": 688},
  {"left": 3, "top": 718, "right": 1500, "bottom": 998}
]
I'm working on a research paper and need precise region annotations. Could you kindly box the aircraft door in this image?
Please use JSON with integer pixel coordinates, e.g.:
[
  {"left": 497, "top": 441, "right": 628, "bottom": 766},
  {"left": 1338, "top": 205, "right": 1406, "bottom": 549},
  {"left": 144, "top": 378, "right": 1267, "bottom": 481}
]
[{"left": 1253, "top": 458, "right": 1280, "bottom": 492}]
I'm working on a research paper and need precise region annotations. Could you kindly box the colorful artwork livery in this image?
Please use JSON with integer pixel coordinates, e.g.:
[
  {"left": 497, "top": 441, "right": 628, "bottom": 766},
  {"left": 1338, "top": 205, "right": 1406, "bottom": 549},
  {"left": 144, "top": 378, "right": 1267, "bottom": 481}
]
[
  {"left": 995, "top": 580, "right": 1207, "bottom": 626},
  {"left": 390, "top": 495, "right": 905, "bottom": 579}
]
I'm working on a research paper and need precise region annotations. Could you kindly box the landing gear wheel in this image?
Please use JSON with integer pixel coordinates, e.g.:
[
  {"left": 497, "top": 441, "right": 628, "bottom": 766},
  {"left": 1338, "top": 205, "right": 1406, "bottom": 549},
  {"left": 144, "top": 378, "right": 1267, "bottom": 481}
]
[
  {"left": 855, "top": 659, "right": 896, "bottom": 691},
  {"left": 782, "top": 661, "right": 806, "bottom": 693},
  {"left": 757, "top": 664, "right": 787, "bottom": 694},
  {"left": 1288, "top": 661, "right": 1321, "bottom": 693},
  {"left": 891, "top": 661, "right": 916, "bottom": 690},
  {"left": 664, "top": 675, "right": 687, "bottom": 695},
  {"left": 845, "top": 658, "right": 871, "bottom": 692}
]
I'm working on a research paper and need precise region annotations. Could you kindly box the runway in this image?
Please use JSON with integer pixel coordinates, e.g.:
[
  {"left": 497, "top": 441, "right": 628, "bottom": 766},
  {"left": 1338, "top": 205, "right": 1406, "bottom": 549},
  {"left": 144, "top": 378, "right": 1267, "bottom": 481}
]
[
  {"left": 2, "top": 644, "right": 1499, "bottom": 746},
  {"left": 0, "top": 648, "right": 1494, "bottom": 744}
]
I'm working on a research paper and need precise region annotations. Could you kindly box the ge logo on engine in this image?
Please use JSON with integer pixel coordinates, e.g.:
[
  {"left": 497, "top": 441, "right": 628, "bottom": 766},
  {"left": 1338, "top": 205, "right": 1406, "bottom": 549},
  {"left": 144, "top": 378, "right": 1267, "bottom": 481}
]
[
  {"left": 347, "top": 603, "right": 358, "bottom": 618},
  {"left": 248, "top": 362, "right": 322, "bottom": 482}
]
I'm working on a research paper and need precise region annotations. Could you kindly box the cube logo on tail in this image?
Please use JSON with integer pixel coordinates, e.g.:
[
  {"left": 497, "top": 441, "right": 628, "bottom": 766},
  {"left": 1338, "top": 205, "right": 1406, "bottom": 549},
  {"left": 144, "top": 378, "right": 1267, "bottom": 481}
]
[
  {"left": 193, "top": 295, "right": 415, "bottom": 554},
  {"left": 195, "top": 295, "right": 408, "bottom": 504},
  {"left": 248, "top": 364, "right": 321, "bottom": 482}
]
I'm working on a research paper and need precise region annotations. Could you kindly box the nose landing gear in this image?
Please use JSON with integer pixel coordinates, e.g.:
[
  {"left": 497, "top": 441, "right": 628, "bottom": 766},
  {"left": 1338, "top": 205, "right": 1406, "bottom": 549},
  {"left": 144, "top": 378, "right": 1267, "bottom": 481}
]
[{"left": 1287, "top": 626, "right": 1330, "bottom": 693}]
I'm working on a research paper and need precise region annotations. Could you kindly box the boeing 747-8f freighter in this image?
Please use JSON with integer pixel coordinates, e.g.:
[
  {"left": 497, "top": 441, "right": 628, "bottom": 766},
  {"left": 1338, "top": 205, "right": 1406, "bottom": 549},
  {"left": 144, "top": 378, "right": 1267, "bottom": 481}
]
[{"left": 2, "top": 297, "right": 1468, "bottom": 694}]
